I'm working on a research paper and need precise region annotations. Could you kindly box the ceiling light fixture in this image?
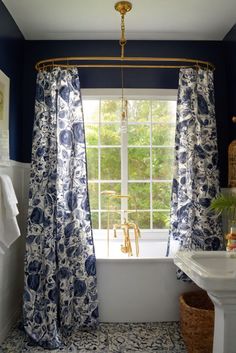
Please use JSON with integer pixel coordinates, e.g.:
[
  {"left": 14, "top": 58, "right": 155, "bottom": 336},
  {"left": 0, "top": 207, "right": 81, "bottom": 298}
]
[
  {"left": 115, "top": 1, "right": 132, "bottom": 133},
  {"left": 114, "top": 1, "right": 132, "bottom": 59}
]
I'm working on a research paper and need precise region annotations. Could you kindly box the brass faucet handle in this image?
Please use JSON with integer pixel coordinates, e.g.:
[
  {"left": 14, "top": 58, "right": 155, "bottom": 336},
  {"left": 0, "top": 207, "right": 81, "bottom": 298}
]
[{"left": 121, "top": 245, "right": 128, "bottom": 253}]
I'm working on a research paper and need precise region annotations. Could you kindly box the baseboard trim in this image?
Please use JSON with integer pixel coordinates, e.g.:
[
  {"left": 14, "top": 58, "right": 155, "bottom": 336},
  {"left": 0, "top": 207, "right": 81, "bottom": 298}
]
[{"left": 10, "top": 160, "right": 30, "bottom": 169}]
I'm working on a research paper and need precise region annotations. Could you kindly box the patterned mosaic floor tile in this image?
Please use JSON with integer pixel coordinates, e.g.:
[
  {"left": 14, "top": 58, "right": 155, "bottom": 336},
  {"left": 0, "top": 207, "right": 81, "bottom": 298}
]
[
  {"left": 107, "top": 322, "right": 187, "bottom": 353},
  {"left": 0, "top": 322, "right": 187, "bottom": 353},
  {"left": 65, "top": 327, "right": 108, "bottom": 352}
]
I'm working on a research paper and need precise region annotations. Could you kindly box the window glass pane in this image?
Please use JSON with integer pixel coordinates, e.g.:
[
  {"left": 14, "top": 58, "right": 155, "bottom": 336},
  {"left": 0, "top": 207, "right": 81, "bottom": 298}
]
[
  {"left": 101, "top": 211, "right": 121, "bottom": 229},
  {"left": 101, "top": 183, "right": 121, "bottom": 210},
  {"left": 101, "top": 100, "right": 121, "bottom": 122},
  {"left": 128, "top": 148, "right": 150, "bottom": 180},
  {"left": 152, "top": 182, "right": 172, "bottom": 209},
  {"left": 134, "top": 212, "right": 150, "bottom": 229},
  {"left": 91, "top": 212, "right": 99, "bottom": 229},
  {"left": 125, "top": 210, "right": 139, "bottom": 224},
  {"left": 152, "top": 147, "right": 174, "bottom": 180},
  {"left": 128, "top": 124, "right": 150, "bottom": 146},
  {"left": 152, "top": 101, "right": 176, "bottom": 123},
  {"left": 128, "top": 183, "right": 150, "bottom": 210},
  {"left": 153, "top": 212, "right": 170, "bottom": 229},
  {"left": 128, "top": 100, "right": 151, "bottom": 122},
  {"left": 83, "top": 100, "right": 99, "bottom": 122},
  {"left": 100, "top": 124, "right": 120, "bottom": 145},
  {"left": 88, "top": 183, "right": 98, "bottom": 210},
  {"left": 101, "top": 148, "right": 121, "bottom": 180},
  {"left": 87, "top": 148, "right": 98, "bottom": 180},
  {"left": 85, "top": 124, "right": 99, "bottom": 146},
  {"left": 152, "top": 124, "right": 175, "bottom": 146}
]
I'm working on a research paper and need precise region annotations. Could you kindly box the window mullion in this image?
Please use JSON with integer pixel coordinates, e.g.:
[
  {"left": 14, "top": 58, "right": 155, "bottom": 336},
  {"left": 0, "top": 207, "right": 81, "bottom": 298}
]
[
  {"left": 150, "top": 101, "right": 153, "bottom": 230},
  {"left": 98, "top": 98, "right": 101, "bottom": 229}
]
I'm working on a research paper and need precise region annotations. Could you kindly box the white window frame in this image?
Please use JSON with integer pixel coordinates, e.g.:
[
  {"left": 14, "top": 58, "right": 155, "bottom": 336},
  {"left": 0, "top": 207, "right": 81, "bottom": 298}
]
[{"left": 81, "top": 89, "right": 177, "bottom": 240}]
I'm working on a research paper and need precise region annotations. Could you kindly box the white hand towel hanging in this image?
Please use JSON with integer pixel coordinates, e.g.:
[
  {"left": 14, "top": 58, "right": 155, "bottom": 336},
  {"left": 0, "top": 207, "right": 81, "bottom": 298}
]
[{"left": 0, "top": 175, "right": 21, "bottom": 249}]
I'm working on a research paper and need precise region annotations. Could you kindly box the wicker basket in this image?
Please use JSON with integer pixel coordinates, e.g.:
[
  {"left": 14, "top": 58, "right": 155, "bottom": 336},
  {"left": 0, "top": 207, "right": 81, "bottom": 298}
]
[{"left": 179, "top": 290, "right": 214, "bottom": 353}]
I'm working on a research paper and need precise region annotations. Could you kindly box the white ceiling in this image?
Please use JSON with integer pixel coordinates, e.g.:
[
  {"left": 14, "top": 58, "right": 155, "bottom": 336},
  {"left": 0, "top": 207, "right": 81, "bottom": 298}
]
[{"left": 2, "top": 0, "right": 236, "bottom": 41}]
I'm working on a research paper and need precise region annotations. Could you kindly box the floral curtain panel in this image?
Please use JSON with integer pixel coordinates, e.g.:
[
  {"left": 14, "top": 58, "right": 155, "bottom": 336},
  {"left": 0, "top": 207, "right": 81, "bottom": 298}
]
[
  {"left": 23, "top": 68, "right": 98, "bottom": 349},
  {"left": 168, "top": 68, "right": 223, "bottom": 277}
]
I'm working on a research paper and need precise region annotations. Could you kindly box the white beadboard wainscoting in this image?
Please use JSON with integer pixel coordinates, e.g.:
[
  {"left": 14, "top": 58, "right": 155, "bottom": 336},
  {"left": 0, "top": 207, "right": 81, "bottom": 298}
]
[{"left": 0, "top": 161, "right": 30, "bottom": 343}]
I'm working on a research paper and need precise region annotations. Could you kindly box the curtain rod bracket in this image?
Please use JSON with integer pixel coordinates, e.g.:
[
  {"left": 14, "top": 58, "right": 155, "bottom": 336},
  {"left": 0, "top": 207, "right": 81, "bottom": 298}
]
[{"left": 115, "top": 2, "right": 132, "bottom": 58}]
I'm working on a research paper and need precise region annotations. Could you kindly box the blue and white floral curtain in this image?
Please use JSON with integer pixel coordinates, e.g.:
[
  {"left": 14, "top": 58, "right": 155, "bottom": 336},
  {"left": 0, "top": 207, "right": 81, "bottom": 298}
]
[
  {"left": 23, "top": 68, "right": 98, "bottom": 349},
  {"left": 168, "top": 68, "right": 223, "bottom": 266}
]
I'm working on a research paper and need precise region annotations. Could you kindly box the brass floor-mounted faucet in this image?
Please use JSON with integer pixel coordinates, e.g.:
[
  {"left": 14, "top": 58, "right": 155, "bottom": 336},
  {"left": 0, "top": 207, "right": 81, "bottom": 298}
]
[
  {"left": 101, "top": 190, "right": 140, "bottom": 257},
  {"left": 113, "top": 219, "right": 140, "bottom": 257}
]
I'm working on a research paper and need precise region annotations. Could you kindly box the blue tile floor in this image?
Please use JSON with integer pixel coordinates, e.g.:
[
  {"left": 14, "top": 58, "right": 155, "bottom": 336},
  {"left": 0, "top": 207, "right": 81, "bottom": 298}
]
[{"left": 0, "top": 322, "right": 187, "bottom": 353}]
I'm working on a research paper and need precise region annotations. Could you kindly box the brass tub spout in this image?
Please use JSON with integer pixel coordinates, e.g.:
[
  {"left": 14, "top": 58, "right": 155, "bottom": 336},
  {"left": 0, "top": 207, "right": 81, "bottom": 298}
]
[
  {"left": 121, "top": 220, "right": 133, "bottom": 256},
  {"left": 114, "top": 219, "right": 140, "bottom": 257}
]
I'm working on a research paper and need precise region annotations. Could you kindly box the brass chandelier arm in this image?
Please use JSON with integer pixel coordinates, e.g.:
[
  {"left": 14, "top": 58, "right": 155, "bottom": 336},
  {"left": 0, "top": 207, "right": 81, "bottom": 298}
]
[{"left": 35, "top": 57, "right": 215, "bottom": 71}]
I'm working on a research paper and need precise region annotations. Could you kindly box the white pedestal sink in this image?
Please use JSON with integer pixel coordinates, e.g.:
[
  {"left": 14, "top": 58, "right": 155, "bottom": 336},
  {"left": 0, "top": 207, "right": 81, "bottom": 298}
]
[{"left": 174, "top": 251, "right": 236, "bottom": 353}]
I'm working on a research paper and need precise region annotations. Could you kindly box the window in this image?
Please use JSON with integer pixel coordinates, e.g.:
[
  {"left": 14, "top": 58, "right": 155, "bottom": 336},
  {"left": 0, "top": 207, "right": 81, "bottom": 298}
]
[{"left": 82, "top": 89, "right": 177, "bottom": 231}]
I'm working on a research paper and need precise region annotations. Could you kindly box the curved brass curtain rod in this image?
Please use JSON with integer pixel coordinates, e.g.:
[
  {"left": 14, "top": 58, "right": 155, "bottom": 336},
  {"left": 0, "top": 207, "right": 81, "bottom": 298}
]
[{"left": 35, "top": 56, "right": 215, "bottom": 71}]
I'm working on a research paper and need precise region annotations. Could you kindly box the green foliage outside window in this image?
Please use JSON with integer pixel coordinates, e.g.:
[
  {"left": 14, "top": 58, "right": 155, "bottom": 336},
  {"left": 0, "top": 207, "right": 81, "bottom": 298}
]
[{"left": 84, "top": 98, "right": 176, "bottom": 229}]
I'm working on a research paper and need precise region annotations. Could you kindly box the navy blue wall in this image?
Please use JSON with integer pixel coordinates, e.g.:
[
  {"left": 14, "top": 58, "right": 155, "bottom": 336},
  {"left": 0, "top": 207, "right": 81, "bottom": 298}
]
[
  {"left": 224, "top": 25, "right": 236, "bottom": 145},
  {"left": 23, "top": 40, "right": 228, "bottom": 186},
  {"left": 0, "top": 0, "right": 24, "bottom": 161}
]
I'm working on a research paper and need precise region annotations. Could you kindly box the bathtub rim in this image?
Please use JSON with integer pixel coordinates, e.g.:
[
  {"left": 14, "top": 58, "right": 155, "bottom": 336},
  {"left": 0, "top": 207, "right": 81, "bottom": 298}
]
[
  {"left": 93, "top": 229, "right": 169, "bottom": 241},
  {"left": 95, "top": 256, "right": 174, "bottom": 263}
]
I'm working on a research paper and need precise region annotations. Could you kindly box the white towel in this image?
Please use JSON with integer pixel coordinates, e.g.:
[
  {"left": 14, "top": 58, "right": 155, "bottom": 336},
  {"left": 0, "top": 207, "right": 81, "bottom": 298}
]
[{"left": 0, "top": 175, "right": 21, "bottom": 249}]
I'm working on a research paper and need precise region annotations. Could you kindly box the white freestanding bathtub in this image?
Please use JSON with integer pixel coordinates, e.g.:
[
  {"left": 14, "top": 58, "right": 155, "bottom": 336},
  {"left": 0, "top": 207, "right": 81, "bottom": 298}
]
[{"left": 94, "top": 235, "right": 197, "bottom": 322}]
